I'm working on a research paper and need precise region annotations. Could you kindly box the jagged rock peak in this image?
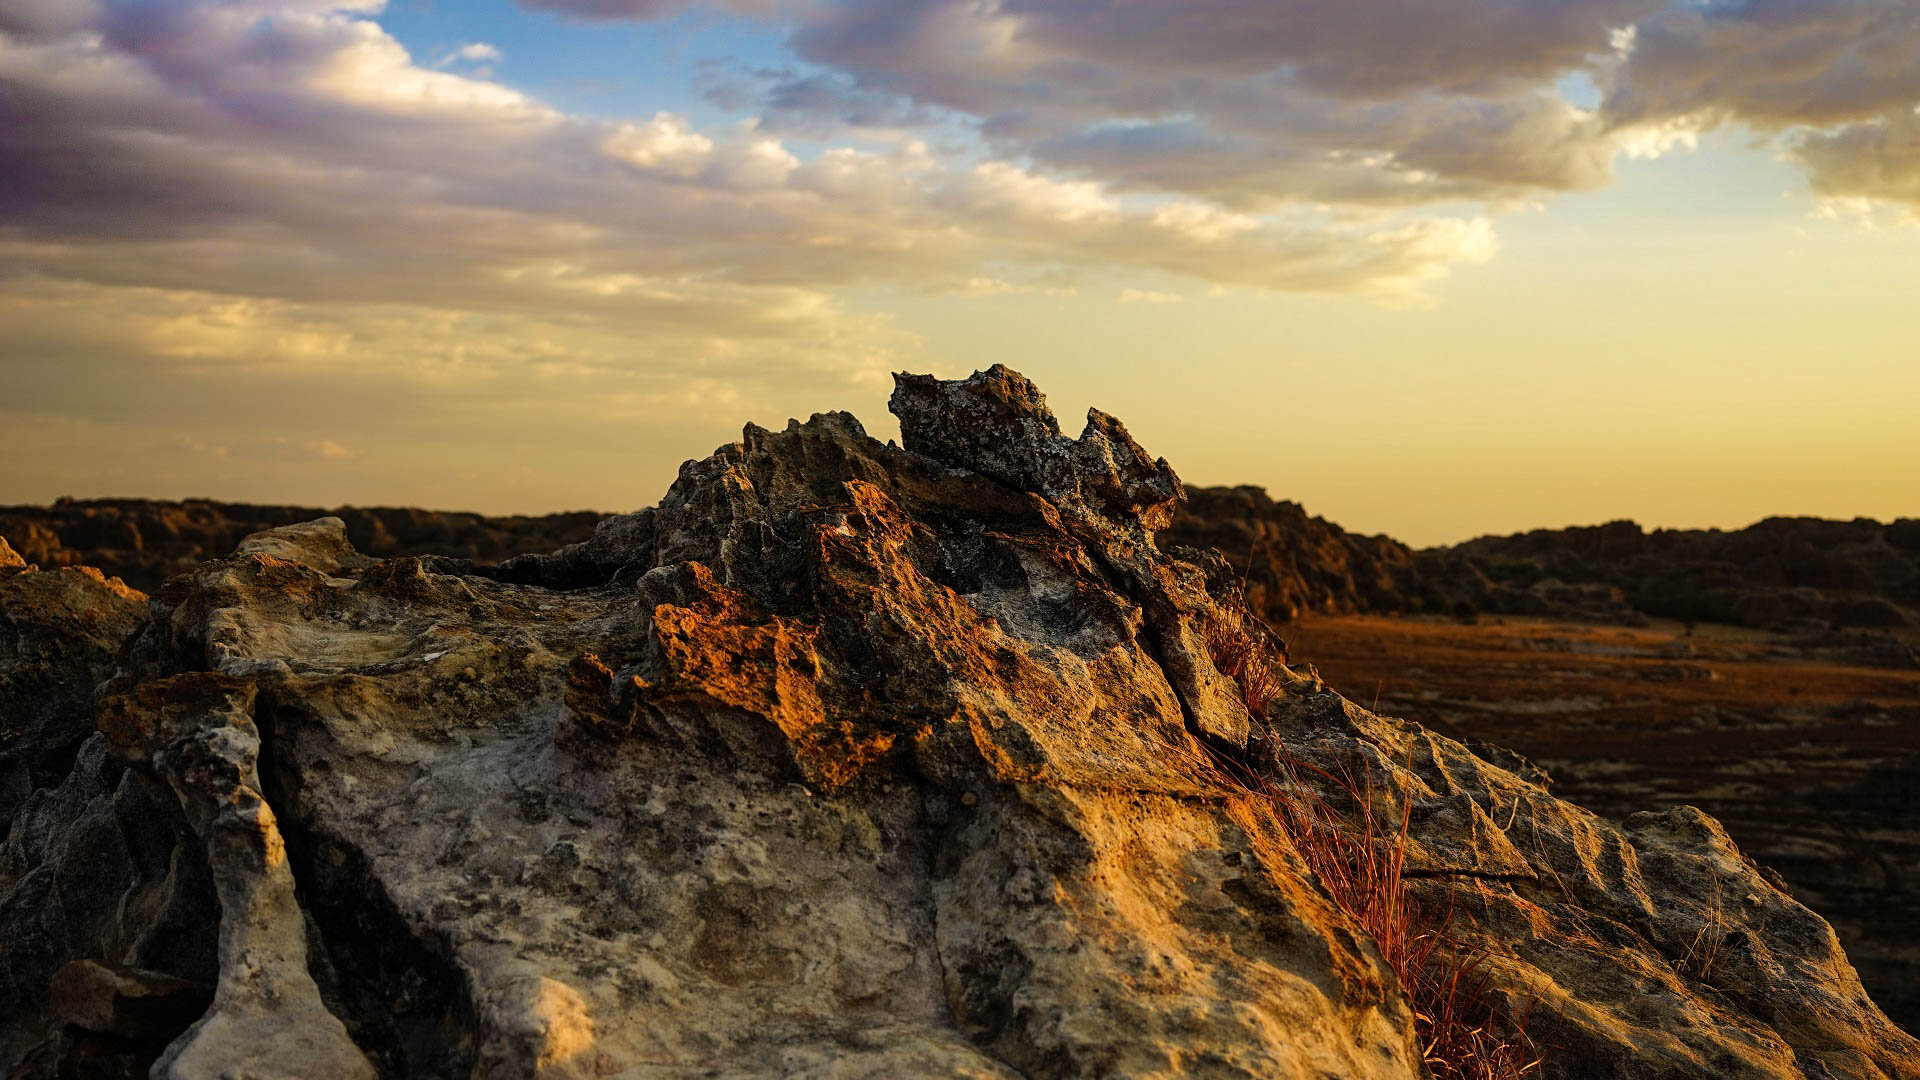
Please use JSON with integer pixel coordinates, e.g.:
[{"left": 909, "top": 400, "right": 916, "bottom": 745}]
[{"left": 892, "top": 364, "right": 1184, "bottom": 531}]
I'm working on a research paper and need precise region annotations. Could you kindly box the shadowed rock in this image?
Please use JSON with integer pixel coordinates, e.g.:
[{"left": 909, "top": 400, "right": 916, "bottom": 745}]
[{"left": 0, "top": 499, "right": 604, "bottom": 593}]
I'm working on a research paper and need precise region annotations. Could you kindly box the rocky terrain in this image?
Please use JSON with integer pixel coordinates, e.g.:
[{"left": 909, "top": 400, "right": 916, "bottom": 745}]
[
  {"left": 1444, "top": 518, "right": 1920, "bottom": 633},
  {"left": 0, "top": 500, "right": 604, "bottom": 594},
  {"left": 1161, "top": 486, "right": 1427, "bottom": 623},
  {"left": 1164, "top": 493, "right": 1920, "bottom": 642},
  {"left": 2, "top": 367, "right": 1915, "bottom": 1078},
  {"left": 1286, "top": 614, "right": 1920, "bottom": 1036},
  {"left": 13, "top": 483, "right": 1914, "bottom": 649}
]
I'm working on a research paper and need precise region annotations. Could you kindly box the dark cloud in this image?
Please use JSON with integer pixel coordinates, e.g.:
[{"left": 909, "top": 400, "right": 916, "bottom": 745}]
[
  {"left": 654, "top": 0, "right": 1650, "bottom": 206},
  {"left": 520, "top": 0, "right": 1920, "bottom": 218},
  {"left": 695, "top": 63, "right": 941, "bottom": 135},
  {"left": 1792, "top": 111, "right": 1920, "bottom": 211},
  {"left": 1605, "top": 0, "right": 1920, "bottom": 129}
]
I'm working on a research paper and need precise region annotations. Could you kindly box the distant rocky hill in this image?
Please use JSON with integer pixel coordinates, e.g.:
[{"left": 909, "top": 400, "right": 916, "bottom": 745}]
[
  {"left": 1445, "top": 517, "right": 1920, "bottom": 631},
  {"left": 0, "top": 499, "right": 604, "bottom": 593},
  {"left": 1159, "top": 486, "right": 1426, "bottom": 622},
  {"left": 1163, "top": 493, "right": 1920, "bottom": 640}
]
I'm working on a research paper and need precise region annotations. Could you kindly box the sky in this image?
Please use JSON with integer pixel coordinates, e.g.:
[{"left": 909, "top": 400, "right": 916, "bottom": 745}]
[{"left": 1, "top": 0, "right": 1917, "bottom": 546}]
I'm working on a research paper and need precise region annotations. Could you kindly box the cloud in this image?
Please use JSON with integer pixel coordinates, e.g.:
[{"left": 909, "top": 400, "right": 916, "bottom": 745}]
[
  {"left": 1597, "top": 0, "right": 1920, "bottom": 216},
  {"left": 11, "top": 0, "right": 1918, "bottom": 494},
  {"left": 437, "top": 42, "right": 503, "bottom": 69},
  {"left": 1791, "top": 110, "right": 1920, "bottom": 216},
  {"left": 0, "top": 1, "right": 1501, "bottom": 329},
  {"left": 696, "top": 0, "right": 1657, "bottom": 208},
  {"left": 1117, "top": 289, "right": 1181, "bottom": 304},
  {"left": 522, "top": 0, "right": 1920, "bottom": 222},
  {"left": 1603, "top": 0, "right": 1920, "bottom": 130}
]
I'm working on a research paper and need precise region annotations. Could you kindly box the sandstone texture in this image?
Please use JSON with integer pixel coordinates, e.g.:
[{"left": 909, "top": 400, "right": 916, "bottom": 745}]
[
  {"left": 0, "top": 499, "right": 604, "bottom": 593},
  {"left": 2, "top": 366, "right": 1915, "bottom": 1078}
]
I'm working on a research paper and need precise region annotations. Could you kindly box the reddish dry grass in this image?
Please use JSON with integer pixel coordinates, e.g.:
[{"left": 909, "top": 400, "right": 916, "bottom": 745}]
[
  {"left": 1204, "top": 605, "right": 1278, "bottom": 718},
  {"left": 1204, "top": 609, "right": 1541, "bottom": 1080}
]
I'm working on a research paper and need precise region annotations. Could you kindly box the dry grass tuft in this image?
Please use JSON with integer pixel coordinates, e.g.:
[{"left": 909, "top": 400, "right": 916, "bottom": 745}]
[
  {"left": 1204, "top": 604, "right": 1279, "bottom": 718},
  {"left": 1202, "top": 609, "right": 1541, "bottom": 1080}
]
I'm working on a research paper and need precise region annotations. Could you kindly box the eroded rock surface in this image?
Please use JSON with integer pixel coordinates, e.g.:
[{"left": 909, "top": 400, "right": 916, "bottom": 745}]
[{"left": 3, "top": 366, "right": 1914, "bottom": 1078}]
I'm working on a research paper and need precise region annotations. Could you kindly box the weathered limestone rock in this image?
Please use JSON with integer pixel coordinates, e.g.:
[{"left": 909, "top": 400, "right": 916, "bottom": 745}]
[
  {"left": 0, "top": 735, "right": 218, "bottom": 1075},
  {"left": 1264, "top": 691, "right": 1918, "bottom": 1078},
  {"left": 2, "top": 367, "right": 1914, "bottom": 1078},
  {"left": 96, "top": 673, "right": 375, "bottom": 1080}
]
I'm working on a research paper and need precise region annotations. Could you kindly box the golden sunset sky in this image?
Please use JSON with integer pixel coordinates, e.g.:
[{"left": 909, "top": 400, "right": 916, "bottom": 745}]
[{"left": 2, "top": 0, "right": 1916, "bottom": 545}]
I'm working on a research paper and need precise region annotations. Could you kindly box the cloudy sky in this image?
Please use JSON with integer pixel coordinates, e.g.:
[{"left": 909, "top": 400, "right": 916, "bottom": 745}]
[{"left": 2, "top": 0, "right": 1916, "bottom": 544}]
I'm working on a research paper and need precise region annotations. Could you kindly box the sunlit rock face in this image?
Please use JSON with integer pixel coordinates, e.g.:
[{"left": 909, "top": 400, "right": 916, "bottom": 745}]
[{"left": 2, "top": 367, "right": 1915, "bottom": 1078}]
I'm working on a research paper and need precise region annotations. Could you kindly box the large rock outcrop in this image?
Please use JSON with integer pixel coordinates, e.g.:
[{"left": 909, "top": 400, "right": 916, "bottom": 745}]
[{"left": 3, "top": 366, "right": 1914, "bottom": 1078}]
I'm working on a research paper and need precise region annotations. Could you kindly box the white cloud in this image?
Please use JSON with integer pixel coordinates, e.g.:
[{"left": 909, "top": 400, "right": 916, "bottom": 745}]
[
  {"left": 1117, "top": 289, "right": 1182, "bottom": 305},
  {"left": 603, "top": 114, "right": 717, "bottom": 177}
]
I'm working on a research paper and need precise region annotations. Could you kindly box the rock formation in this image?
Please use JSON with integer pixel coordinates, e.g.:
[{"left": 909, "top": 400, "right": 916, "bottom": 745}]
[
  {"left": 1163, "top": 491, "right": 1920, "bottom": 643},
  {"left": 0, "top": 541, "right": 211, "bottom": 1075},
  {"left": 2, "top": 366, "right": 1915, "bottom": 1078},
  {"left": 1443, "top": 518, "right": 1920, "bottom": 632},
  {"left": 10, "top": 484, "right": 1912, "bottom": 640},
  {"left": 1161, "top": 486, "right": 1425, "bottom": 622},
  {"left": 0, "top": 500, "right": 605, "bottom": 594}
]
